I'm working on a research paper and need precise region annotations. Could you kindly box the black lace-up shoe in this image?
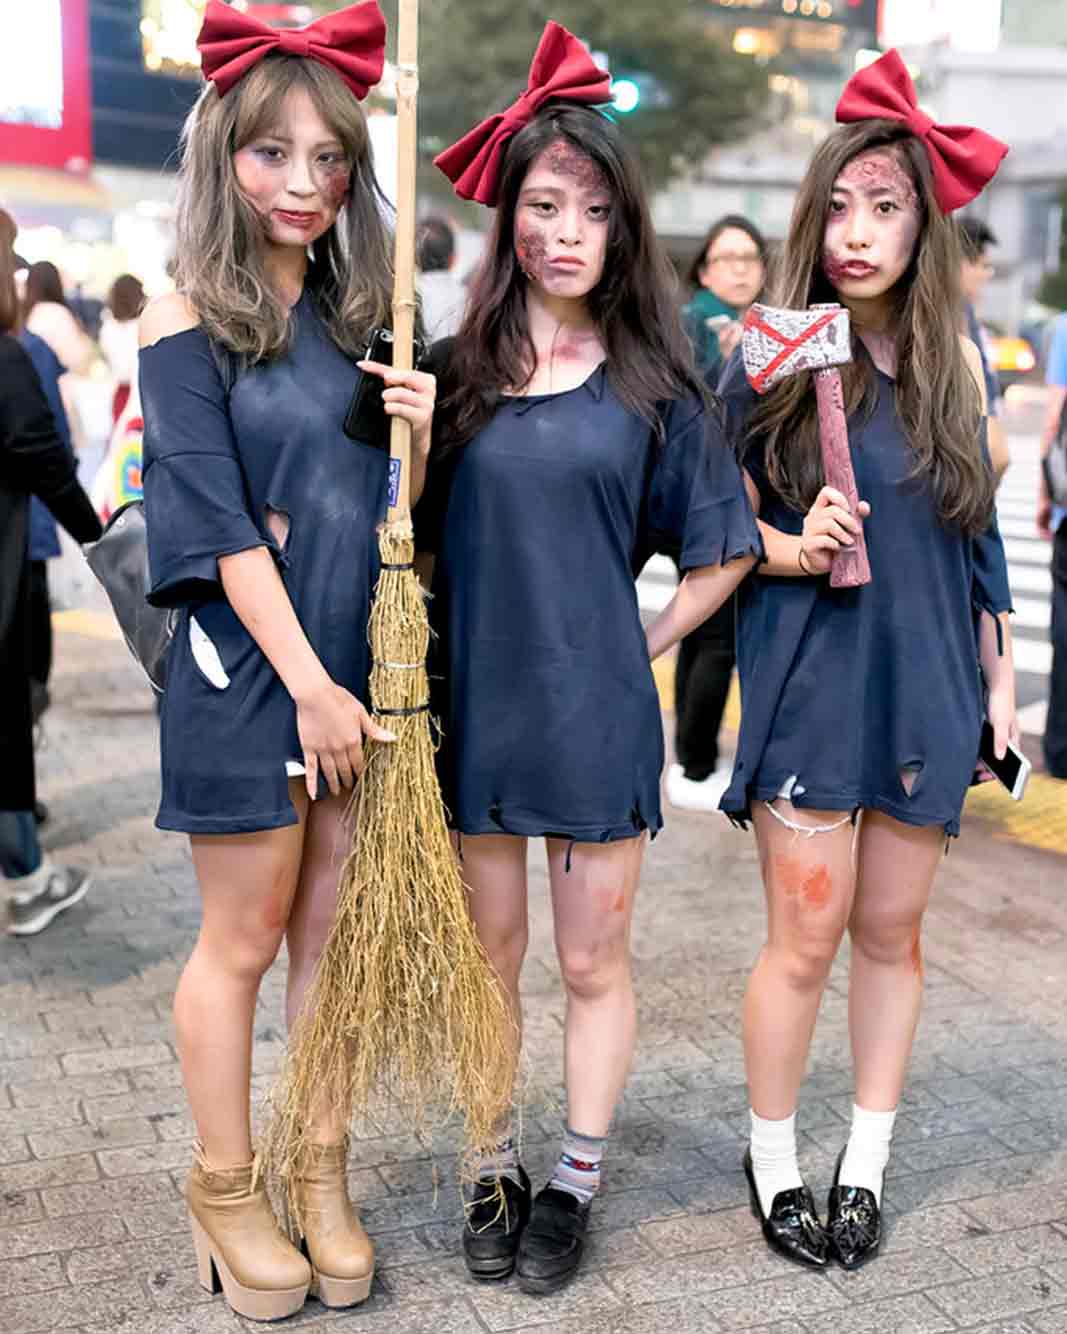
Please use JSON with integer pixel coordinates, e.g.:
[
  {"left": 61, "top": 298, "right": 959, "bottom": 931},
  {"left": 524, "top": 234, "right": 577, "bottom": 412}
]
[
  {"left": 826, "top": 1150, "right": 881, "bottom": 1269},
  {"left": 462, "top": 1166, "right": 532, "bottom": 1281},
  {"left": 743, "top": 1150, "right": 828, "bottom": 1268},
  {"left": 515, "top": 1185, "right": 591, "bottom": 1295}
]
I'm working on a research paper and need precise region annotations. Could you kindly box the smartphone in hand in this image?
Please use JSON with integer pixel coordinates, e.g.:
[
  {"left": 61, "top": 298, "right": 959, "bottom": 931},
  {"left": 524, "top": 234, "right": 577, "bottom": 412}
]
[
  {"left": 977, "top": 720, "right": 1031, "bottom": 800},
  {"left": 344, "top": 328, "right": 394, "bottom": 450}
]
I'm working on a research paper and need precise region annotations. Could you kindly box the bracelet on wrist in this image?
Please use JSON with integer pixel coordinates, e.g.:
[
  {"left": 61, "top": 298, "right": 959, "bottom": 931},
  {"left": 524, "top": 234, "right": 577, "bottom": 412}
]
[{"left": 797, "top": 545, "right": 812, "bottom": 575}]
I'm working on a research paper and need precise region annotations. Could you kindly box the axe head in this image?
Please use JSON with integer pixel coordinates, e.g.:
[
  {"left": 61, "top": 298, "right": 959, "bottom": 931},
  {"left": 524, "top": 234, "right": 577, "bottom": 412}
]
[{"left": 742, "top": 303, "right": 852, "bottom": 395}]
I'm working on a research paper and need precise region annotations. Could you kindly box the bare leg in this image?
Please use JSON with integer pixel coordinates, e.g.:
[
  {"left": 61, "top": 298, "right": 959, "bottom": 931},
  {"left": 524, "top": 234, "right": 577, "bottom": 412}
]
[
  {"left": 284, "top": 790, "right": 353, "bottom": 1144},
  {"left": 847, "top": 811, "right": 944, "bottom": 1110},
  {"left": 455, "top": 833, "right": 529, "bottom": 1107},
  {"left": 174, "top": 780, "right": 309, "bottom": 1167},
  {"left": 743, "top": 803, "right": 856, "bottom": 1119},
  {"left": 546, "top": 835, "right": 646, "bottom": 1137}
]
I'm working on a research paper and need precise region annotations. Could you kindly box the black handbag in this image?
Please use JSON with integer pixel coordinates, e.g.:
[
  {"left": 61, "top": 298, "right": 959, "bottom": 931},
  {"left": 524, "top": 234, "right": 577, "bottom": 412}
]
[{"left": 84, "top": 500, "right": 175, "bottom": 693}]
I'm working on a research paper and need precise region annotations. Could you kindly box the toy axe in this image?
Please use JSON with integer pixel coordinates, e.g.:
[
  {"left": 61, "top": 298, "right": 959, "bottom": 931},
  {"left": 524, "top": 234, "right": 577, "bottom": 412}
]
[{"left": 741, "top": 302, "right": 871, "bottom": 588}]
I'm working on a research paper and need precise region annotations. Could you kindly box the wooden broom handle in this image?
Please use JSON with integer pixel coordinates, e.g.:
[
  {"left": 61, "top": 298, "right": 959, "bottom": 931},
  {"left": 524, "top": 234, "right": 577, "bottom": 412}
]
[{"left": 387, "top": 0, "right": 419, "bottom": 520}]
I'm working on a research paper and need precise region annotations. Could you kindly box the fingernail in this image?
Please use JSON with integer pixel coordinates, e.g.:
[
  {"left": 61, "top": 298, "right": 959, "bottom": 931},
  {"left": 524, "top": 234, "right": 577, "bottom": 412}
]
[{"left": 381, "top": 730, "right": 397, "bottom": 741}]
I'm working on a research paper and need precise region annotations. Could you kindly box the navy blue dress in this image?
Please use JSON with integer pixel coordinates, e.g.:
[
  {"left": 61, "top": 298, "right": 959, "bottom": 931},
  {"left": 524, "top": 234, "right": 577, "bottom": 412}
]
[
  {"left": 141, "top": 291, "right": 390, "bottom": 834},
  {"left": 417, "top": 367, "right": 761, "bottom": 843},
  {"left": 717, "top": 353, "right": 1013, "bottom": 837}
]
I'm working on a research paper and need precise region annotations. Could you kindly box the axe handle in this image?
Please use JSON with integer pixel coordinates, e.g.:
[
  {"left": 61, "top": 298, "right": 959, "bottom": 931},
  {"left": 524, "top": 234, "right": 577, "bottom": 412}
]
[{"left": 813, "top": 368, "right": 871, "bottom": 589}]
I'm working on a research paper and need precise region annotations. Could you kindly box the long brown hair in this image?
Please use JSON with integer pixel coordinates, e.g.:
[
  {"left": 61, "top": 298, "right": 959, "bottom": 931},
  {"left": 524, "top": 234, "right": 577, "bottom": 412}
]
[
  {"left": 747, "top": 119, "right": 993, "bottom": 535},
  {"left": 0, "top": 210, "right": 19, "bottom": 334},
  {"left": 22, "top": 260, "right": 68, "bottom": 322},
  {"left": 175, "top": 55, "right": 392, "bottom": 362},
  {"left": 437, "top": 105, "right": 703, "bottom": 449}
]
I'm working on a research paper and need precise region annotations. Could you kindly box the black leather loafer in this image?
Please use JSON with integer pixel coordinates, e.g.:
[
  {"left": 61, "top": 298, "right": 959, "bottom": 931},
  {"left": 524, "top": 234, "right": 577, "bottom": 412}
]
[
  {"left": 462, "top": 1166, "right": 532, "bottom": 1281},
  {"left": 826, "top": 1150, "right": 881, "bottom": 1269},
  {"left": 743, "top": 1150, "right": 828, "bottom": 1268},
  {"left": 515, "top": 1185, "right": 591, "bottom": 1295}
]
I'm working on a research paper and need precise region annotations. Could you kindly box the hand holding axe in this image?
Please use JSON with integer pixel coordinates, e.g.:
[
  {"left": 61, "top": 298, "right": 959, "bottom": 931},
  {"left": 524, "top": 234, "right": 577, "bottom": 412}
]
[{"left": 741, "top": 302, "right": 871, "bottom": 588}]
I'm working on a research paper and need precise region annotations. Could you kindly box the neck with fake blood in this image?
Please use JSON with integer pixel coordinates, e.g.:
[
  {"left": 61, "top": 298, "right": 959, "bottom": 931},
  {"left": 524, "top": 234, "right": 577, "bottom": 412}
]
[
  {"left": 840, "top": 296, "right": 900, "bottom": 380},
  {"left": 524, "top": 285, "right": 603, "bottom": 380}
]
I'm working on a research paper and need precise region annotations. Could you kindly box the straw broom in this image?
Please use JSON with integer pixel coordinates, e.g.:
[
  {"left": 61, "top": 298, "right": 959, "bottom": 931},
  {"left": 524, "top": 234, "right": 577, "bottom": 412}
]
[{"left": 261, "top": 0, "right": 515, "bottom": 1222}]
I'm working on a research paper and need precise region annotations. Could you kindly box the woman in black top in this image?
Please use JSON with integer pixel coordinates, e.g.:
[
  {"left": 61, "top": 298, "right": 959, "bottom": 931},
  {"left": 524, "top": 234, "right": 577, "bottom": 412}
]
[{"left": 0, "top": 208, "right": 101, "bottom": 936}]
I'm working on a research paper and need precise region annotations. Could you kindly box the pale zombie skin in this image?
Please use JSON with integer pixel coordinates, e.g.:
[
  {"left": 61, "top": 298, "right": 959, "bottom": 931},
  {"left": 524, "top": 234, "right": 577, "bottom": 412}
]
[
  {"left": 233, "top": 87, "right": 352, "bottom": 249},
  {"left": 821, "top": 149, "right": 921, "bottom": 297},
  {"left": 514, "top": 139, "right": 612, "bottom": 295}
]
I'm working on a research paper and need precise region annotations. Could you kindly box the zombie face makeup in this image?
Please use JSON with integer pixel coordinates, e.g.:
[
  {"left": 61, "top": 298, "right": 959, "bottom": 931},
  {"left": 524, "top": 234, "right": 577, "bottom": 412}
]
[
  {"left": 513, "top": 139, "right": 612, "bottom": 302},
  {"left": 822, "top": 148, "right": 921, "bottom": 306},
  {"left": 234, "top": 87, "right": 352, "bottom": 251}
]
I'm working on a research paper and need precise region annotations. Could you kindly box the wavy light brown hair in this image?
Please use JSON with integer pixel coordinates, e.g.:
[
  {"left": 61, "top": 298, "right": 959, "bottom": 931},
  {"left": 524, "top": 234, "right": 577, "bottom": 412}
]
[
  {"left": 747, "top": 119, "right": 993, "bottom": 535},
  {"left": 437, "top": 105, "right": 704, "bottom": 450},
  {"left": 175, "top": 55, "right": 392, "bottom": 362}
]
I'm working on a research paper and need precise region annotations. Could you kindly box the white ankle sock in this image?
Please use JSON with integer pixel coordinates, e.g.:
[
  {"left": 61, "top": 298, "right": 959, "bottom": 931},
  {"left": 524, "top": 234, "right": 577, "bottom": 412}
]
[
  {"left": 749, "top": 1110, "right": 803, "bottom": 1216},
  {"left": 839, "top": 1104, "right": 896, "bottom": 1205}
]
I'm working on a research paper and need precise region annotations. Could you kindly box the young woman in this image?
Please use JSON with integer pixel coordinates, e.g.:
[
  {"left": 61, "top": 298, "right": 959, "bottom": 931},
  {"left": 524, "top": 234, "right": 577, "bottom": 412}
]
[
  {"left": 139, "top": 2, "right": 436, "bottom": 1319},
  {"left": 99, "top": 272, "right": 146, "bottom": 425},
  {"left": 719, "top": 50, "right": 1014, "bottom": 1270},
  {"left": 682, "top": 214, "right": 768, "bottom": 382},
  {"left": 669, "top": 214, "right": 770, "bottom": 815},
  {"left": 423, "top": 23, "right": 761, "bottom": 1296}
]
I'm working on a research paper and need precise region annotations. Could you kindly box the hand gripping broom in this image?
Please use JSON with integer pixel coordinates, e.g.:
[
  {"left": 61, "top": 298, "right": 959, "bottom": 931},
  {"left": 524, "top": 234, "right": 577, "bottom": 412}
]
[{"left": 261, "top": 0, "right": 515, "bottom": 1221}]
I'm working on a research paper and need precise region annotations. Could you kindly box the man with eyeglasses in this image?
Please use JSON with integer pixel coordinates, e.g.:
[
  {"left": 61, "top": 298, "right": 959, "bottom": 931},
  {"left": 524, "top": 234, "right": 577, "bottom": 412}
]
[{"left": 959, "top": 217, "right": 1009, "bottom": 483}]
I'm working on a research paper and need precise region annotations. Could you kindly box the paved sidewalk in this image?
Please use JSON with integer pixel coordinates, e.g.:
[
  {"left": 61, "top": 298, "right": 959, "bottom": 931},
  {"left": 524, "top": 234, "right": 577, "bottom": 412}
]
[{"left": 2, "top": 623, "right": 1067, "bottom": 1334}]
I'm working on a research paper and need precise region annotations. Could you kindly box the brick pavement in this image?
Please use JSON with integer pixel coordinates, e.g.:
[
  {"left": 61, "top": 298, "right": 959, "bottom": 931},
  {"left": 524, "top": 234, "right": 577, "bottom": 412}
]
[{"left": 2, "top": 622, "right": 1067, "bottom": 1334}]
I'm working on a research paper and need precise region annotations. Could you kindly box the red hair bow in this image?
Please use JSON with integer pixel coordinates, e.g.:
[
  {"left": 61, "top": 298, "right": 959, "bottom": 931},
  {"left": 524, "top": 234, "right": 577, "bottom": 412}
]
[
  {"left": 434, "top": 22, "right": 612, "bottom": 207},
  {"left": 835, "top": 49, "right": 1007, "bottom": 213},
  {"left": 196, "top": 0, "right": 386, "bottom": 102}
]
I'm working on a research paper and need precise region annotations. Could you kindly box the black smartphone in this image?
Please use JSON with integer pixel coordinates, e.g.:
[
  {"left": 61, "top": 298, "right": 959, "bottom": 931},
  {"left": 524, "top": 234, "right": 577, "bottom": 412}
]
[
  {"left": 344, "top": 327, "right": 393, "bottom": 449},
  {"left": 977, "top": 720, "right": 1031, "bottom": 801}
]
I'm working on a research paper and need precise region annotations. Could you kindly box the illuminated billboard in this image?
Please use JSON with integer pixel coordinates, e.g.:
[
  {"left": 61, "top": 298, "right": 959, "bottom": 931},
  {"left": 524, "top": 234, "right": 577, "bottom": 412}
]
[{"left": 0, "top": 0, "right": 91, "bottom": 170}]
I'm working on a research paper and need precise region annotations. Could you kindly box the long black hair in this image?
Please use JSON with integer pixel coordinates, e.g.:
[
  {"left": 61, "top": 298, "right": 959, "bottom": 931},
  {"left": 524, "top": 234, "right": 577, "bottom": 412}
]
[{"left": 436, "top": 104, "right": 703, "bottom": 450}]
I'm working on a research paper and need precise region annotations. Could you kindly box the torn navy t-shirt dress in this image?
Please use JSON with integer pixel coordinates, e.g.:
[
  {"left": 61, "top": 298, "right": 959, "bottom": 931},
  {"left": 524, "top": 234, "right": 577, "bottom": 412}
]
[
  {"left": 717, "top": 352, "right": 1013, "bottom": 837},
  {"left": 417, "top": 366, "right": 762, "bottom": 843},
  {"left": 141, "top": 290, "right": 389, "bottom": 834}
]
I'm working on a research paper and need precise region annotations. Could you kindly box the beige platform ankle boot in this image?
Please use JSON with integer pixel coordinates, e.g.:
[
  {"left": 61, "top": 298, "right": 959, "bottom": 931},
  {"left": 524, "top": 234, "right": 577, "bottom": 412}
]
[
  {"left": 293, "top": 1138, "right": 375, "bottom": 1308},
  {"left": 187, "top": 1147, "right": 311, "bottom": 1322}
]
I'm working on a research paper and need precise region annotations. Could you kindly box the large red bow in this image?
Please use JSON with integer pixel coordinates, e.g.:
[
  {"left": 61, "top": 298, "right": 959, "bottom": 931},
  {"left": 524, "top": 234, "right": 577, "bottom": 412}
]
[
  {"left": 835, "top": 49, "right": 1007, "bottom": 213},
  {"left": 434, "top": 22, "right": 612, "bottom": 207},
  {"left": 197, "top": 0, "right": 386, "bottom": 102}
]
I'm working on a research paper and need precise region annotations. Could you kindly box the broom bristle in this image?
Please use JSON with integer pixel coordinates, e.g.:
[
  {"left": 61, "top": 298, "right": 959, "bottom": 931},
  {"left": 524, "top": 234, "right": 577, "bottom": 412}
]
[{"left": 259, "top": 521, "right": 517, "bottom": 1225}]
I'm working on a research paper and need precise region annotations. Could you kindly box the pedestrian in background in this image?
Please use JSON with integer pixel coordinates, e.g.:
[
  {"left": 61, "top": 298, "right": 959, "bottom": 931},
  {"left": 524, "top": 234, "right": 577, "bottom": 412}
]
[
  {"left": 426, "top": 24, "right": 760, "bottom": 1295},
  {"left": 139, "top": 3, "right": 434, "bottom": 1320},
  {"left": 0, "top": 209, "right": 101, "bottom": 936},
  {"left": 720, "top": 51, "right": 1014, "bottom": 1271},
  {"left": 99, "top": 272, "right": 146, "bottom": 425},
  {"left": 959, "top": 216, "right": 1010, "bottom": 482},
  {"left": 20, "top": 259, "right": 94, "bottom": 459},
  {"left": 416, "top": 214, "right": 467, "bottom": 340},
  {"left": 1038, "top": 307, "right": 1067, "bottom": 779},
  {"left": 668, "top": 215, "right": 768, "bottom": 812}
]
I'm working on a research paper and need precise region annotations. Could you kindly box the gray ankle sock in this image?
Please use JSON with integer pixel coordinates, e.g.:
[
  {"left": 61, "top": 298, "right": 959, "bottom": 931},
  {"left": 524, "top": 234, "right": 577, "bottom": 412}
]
[
  {"left": 475, "top": 1135, "right": 522, "bottom": 1187},
  {"left": 548, "top": 1126, "right": 605, "bottom": 1204}
]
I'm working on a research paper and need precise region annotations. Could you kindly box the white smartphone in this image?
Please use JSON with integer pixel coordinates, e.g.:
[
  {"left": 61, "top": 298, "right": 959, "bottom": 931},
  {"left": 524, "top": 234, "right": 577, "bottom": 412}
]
[
  {"left": 978, "top": 720, "right": 1031, "bottom": 801},
  {"left": 705, "top": 314, "right": 733, "bottom": 332}
]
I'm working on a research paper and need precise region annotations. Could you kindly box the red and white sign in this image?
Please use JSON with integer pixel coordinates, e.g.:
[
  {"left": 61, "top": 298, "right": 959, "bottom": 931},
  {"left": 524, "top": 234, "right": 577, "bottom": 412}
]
[{"left": 0, "top": 0, "right": 91, "bottom": 172}]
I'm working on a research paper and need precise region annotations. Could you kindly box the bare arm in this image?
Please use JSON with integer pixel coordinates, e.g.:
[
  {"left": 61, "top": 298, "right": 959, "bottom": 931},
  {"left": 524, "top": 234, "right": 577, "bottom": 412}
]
[
  {"left": 1038, "top": 385, "right": 1066, "bottom": 540},
  {"left": 645, "top": 555, "right": 757, "bottom": 661},
  {"left": 980, "top": 609, "right": 1017, "bottom": 758},
  {"left": 960, "top": 335, "right": 1007, "bottom": 483},
  {"left": 746, "top": 472, "right": 870, "bottom": 578}
]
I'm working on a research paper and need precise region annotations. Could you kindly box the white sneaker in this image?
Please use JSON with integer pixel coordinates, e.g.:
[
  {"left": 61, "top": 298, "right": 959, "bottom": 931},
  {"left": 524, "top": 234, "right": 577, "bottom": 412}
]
[
  {"left": 665, "top": 763, "right": 733, "bottom": 813},
  {"left": 6, "top": 861, "right": 91, "bottom": 936}
]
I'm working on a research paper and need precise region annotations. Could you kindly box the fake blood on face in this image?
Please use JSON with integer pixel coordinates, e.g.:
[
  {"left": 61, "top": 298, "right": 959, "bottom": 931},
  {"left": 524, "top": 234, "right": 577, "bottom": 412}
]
[
  {"left": 540, "top": 141, "right": 609, "bottom": 195},
  {"left": 516, "top": 225, "right": 549, "bottom": 282}
]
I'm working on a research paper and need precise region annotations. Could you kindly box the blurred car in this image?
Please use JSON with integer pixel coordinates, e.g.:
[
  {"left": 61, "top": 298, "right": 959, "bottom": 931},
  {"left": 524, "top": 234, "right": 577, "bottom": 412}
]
[{"left": 988, "top": 333, "right": 1038, "bottom": 390}]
